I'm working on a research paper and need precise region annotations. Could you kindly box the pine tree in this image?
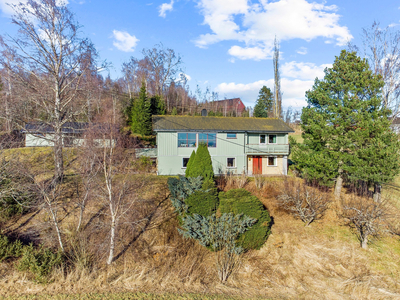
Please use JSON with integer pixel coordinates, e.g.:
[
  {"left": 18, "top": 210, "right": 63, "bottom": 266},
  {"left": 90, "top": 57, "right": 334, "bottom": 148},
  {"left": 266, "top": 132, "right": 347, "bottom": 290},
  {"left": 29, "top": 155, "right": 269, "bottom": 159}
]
[
  {"left": 291, "top": 50, "right": 398, "bottom": 198},
  {"left": 131, "top": 82, "right": 152, "bottom": 136},
  {"left": 253, "top": 86, "right": 273, "bottom": 118},
  {"left": 188, "top": 143, "right": 214, "bottom": 180},
  {"left": 185, "top": 150, "right": 196, "bottom": 177}
]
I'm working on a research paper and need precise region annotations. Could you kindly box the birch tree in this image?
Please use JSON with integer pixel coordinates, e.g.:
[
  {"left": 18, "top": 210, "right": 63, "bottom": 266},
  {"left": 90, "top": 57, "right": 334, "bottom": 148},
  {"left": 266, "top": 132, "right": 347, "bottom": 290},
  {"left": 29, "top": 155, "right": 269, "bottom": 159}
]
[{"left": 0, "top": 0, "right": 104, "bottom": 182}]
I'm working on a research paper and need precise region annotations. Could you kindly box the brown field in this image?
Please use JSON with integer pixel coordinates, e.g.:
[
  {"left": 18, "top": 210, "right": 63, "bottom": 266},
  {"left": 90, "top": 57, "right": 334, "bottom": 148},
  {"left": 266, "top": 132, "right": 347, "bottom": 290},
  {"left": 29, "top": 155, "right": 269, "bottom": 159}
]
[{"left": 1, "top": 147, "right": 400, "bottom": 299}]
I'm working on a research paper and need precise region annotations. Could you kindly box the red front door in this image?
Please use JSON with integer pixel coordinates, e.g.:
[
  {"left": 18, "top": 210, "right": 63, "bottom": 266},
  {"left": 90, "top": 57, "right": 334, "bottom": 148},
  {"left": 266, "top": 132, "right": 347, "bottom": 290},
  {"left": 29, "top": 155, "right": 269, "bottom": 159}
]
[{"left": 253, "top": 156, "right": 262, "bottom": 174}]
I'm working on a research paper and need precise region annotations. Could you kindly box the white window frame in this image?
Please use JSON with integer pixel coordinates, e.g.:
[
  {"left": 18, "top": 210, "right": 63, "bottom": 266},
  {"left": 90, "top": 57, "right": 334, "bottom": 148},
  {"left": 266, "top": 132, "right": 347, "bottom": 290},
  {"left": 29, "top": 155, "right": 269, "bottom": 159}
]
[
  {"left": 267, "top": 156, "right": 277, "bottom": 167},
  {"left": 227, "top": 157, "right": 236, "bottom": 168}
]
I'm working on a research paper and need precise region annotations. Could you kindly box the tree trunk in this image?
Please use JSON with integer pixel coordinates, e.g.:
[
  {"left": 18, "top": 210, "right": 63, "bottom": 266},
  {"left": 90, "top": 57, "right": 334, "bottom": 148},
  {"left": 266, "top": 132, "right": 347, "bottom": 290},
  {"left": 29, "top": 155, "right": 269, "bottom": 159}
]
[
  {"left": 361, "top": 234, "right": 368, "bottom": 249},
  {"left": 54, "top": 129, "right": 64, "bottom": 183},
  {"left": 77, "top": 204, "right": 84, "bottom": 232},
  {"left": 334, "top": 174, "right": 343, "bottom": 199},
  {"left": 373, "top": 183, "right": 382, "bottom": 203},
  {"left": 49, "top": 205, "right": 64, "bottom": 252},
  {"left": 107, "top": 216, "right": 116, "bottom": 265}
]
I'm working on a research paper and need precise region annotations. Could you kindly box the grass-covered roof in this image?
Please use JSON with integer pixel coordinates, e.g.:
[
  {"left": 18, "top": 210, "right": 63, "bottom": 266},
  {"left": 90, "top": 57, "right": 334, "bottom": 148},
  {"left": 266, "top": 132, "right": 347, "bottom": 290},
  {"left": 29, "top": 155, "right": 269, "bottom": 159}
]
[{"left": 152, "top": 115, "right": 294, "bottom": 133}]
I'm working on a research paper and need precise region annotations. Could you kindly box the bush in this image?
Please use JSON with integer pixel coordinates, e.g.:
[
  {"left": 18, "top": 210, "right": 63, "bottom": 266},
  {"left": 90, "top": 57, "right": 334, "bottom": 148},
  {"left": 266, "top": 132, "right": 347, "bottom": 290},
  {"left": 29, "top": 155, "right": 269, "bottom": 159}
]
[
  {"left": 277, "top": 179, "right": 331, "bottom": 226},
  {"left": 167, "top": 176, "right": 203, "bottom": 215},
  {"left": 17, "top": 244, "right": 63, "bottom": 283},
  {"left": 187, "top": 143, "right": 214, "bottom": 180},
  {"left": 0, "top": 234, "right": 24, "bottom": 261},
  {"left": 185, "top": 150, "right": 196, "bottom": 177},
  {"left": 186, "top": 186, "right": 219, "bottom": 217},
  {"left": 219, "top": 189, "right": 271, "bottom": 250}
]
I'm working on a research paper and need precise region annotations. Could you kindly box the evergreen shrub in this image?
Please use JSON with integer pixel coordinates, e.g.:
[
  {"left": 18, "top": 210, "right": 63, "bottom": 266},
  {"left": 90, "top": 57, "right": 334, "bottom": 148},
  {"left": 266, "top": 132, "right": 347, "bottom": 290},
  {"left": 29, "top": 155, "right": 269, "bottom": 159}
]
[
  {"left": 0, "top": 234, "right": 24, "bottom": 261},
  {"left": 185, "top": 150, "right": 196, "bottom": 177},
  {"left": 219, "top": 189, "right": 271, "bottom": 250},
  {"left": 187, "top": 143, "right": 214, "bottom": 180},
  {"left": 185, "top": 185, "right": 219, "bottom": 217},
  {"left": 17, "top": 244, "right": 63, "bottom": 283}
]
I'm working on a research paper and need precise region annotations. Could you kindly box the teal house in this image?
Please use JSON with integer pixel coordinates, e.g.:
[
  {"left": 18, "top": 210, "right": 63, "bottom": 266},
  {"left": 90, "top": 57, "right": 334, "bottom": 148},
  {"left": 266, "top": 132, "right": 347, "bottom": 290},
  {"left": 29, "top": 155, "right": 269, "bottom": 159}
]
[{"left": 153, "top": 115, "right": 294, "bottom": 176}]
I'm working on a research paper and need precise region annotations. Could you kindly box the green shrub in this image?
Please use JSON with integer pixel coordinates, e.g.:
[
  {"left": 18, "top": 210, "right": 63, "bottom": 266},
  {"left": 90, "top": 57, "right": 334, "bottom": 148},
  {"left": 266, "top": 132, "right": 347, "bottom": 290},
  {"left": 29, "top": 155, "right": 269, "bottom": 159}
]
[
  {"left": 186, "top": 187, "right": 219, "bottom": 217},
  {"left": 17, "top": 244, "right": 63, "bottom": 283},
  {"left": 187, "top": 143, "right": 214, "bottom": 180},
  {"left": 185, "top": 150, "right": 196, "bottom": 177},
  {"left": 219, "top": 189, "right": 271, "bottom": 250},
  {"left": 0, "top": 234, "right": 24, "bottom": 261}
]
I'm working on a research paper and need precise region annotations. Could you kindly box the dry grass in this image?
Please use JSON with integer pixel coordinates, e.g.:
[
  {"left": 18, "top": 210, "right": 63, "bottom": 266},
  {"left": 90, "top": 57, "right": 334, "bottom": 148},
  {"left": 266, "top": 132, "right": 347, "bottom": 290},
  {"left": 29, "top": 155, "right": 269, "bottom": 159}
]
[{"left": 1, "top": 149, "right": 400, "bottom": 299}]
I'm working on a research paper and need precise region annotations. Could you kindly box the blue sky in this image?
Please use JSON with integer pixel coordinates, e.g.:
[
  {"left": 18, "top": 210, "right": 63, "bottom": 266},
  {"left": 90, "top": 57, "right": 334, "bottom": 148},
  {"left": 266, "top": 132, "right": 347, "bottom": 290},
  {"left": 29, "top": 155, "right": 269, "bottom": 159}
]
[{"left": 0, "top": 0, "right": 399, "bottom": 109}]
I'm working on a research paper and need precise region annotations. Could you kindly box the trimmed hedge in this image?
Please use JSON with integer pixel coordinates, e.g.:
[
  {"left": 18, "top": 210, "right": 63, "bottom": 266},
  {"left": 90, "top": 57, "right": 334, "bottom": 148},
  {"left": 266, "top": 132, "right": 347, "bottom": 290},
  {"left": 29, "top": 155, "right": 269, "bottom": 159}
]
[{"left": 219, "top": 189, "right": 271, "bottom": 250}]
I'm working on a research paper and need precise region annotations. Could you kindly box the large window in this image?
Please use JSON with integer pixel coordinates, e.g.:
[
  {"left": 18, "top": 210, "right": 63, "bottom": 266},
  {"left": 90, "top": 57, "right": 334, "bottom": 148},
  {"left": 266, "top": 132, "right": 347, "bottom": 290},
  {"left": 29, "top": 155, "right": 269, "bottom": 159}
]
[
  {"left": 178, "top": 133, "right": 197, "bottom": 147},
  {"left": 227, "top": 157, "right": 236, "bottom": 168},
  {"left": 199, "top": 133, "right": 216, "bottom": 147}
]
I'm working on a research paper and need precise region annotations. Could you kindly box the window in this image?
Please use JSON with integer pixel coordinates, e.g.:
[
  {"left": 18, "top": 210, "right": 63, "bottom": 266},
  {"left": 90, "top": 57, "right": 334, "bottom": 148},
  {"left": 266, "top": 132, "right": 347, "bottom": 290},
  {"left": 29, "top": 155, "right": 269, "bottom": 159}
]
[
  {"left": 182, "top": 157, "right": 190, "bottom": 168},
  {"left": 260, "top": 134, "right": 266, "bottom": 144},
  {"left": 227, "top": 133, "right": 237, "bottom": 139},
  {"left": 199, "top": 133, "right": 217, "bottom": 147},
  {"left": 267, "top": 156, "right": 276, "bottom": 166},
  {"left": 269, "top": 134, "right": 277, "bottom": 144},
  {"left": 227, "top": 157, "right": 236, "bottom": 168},
  {"left": 178, "top": 133, "right": 196, "bottom": 147}
]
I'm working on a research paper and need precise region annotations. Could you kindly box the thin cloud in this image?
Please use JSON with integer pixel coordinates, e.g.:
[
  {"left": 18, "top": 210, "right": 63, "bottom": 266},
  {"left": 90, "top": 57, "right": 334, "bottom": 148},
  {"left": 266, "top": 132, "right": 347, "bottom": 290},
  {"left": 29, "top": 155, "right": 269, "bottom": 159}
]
[
  {"left": 215, "top": 78, "right": 314, "bottom": 109},
  {"left": 281, "top": 61, "right": 331, "bottom": 81},
  {"left": 228, "top": 45, "right": 271, "bottom": 60},
  {"left": 112, "top": 30, "right": 139, "bottom": 52},
  {"left": 296, "top": 47, "right": 308, "bottom": 55},
  {"left": 159, "top": 0, "right": 174, "bottom": 18}
]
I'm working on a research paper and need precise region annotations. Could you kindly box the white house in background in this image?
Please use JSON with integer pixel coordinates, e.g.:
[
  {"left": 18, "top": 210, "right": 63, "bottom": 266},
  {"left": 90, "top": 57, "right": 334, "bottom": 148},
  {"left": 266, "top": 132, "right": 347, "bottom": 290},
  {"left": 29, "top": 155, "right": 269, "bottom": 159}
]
[{"left": 22, "top": 122, "right": 117, "bottom": 147}]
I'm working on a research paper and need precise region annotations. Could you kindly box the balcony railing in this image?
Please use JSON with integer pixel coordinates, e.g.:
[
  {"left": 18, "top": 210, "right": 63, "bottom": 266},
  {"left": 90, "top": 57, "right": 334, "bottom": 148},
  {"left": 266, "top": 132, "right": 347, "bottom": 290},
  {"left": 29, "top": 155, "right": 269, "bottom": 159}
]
[
  {"left": 245, "top": 144, "right": 289, "bottom": 155},
  {"left": 135, "top": 148, "right": 158, "bottom": 158}
]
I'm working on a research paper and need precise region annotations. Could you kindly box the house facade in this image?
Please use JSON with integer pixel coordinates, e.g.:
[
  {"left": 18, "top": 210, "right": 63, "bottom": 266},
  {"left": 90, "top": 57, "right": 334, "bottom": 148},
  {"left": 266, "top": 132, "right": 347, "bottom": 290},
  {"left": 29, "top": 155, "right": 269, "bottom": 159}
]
[
  {"left": 153, "top": 115, "right": 294, "bottom": 176},
  {"left": 23, "top": 122, "right": 117, "bottom": 147}
]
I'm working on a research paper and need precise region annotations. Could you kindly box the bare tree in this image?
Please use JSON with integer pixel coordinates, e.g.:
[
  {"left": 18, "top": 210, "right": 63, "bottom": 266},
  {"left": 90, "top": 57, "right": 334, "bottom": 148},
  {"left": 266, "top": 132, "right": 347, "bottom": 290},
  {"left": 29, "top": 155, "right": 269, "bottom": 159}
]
[
  {"left": 277, "top": 179, "right": 331, "bottom": 226},
  {"left": 142, "top": 43, "right": 182, "bottom": 98},
  {"left": 361, "top": 21, "right": 400, "bottom": 117},
  {"left": 341, "top": 195, "right": 390, "bottom": 249},
  {"left": 0, "top": 0, "right": 105, "bottom": 182},
  {"left": 75, "top": 140, "right": 100, "bottom": 232}
]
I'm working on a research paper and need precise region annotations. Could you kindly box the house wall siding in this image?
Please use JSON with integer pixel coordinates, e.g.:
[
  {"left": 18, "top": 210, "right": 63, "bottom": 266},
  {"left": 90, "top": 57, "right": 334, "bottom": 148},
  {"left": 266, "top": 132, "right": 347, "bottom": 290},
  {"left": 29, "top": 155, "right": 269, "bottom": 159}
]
[
  {"left": 157, "top": 131, "right": 247, "bottom": 175},
  {"left": 25, "top": 134, "right": 55, "bottom": 147}
]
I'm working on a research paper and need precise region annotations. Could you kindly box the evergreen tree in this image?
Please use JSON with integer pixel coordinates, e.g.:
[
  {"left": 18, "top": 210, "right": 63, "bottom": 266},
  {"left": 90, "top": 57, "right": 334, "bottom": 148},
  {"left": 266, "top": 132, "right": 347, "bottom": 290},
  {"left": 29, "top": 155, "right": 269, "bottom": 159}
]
[
  {"left": 150, "top": 95, "right": 165, "bottom": 115},
  {"left": 185, "top": 150, "right": 196, "bottom": 177},
  {"left": 291, "top": 50, "right": 398, "bottom": 198},
  {"left": 253, "top": 86, "right": 273, "bottom": 118},
  {"left": 188, "top": 143, "right": 214, "bottom": 180},
  {"left": 131, "top": 82, "right": 152, "bottom": 136},
  {"left": 171, "top": 107, "right": 177, "bottom": 115}
]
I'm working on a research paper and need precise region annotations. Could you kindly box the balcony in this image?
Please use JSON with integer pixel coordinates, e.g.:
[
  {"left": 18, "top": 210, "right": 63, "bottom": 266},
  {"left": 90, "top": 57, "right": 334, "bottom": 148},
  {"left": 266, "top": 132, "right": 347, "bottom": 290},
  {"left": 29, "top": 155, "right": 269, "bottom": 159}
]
[{"left": 245, "top": 144, "right": 289, "bottom": 155}]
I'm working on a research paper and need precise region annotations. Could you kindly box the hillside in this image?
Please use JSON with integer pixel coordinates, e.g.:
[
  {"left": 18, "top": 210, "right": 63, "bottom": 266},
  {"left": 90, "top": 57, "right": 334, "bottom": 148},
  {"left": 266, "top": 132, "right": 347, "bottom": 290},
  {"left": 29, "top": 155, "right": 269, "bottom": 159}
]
[{"left": 0, "top": 148, "right": 400, "bottom": 299}]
